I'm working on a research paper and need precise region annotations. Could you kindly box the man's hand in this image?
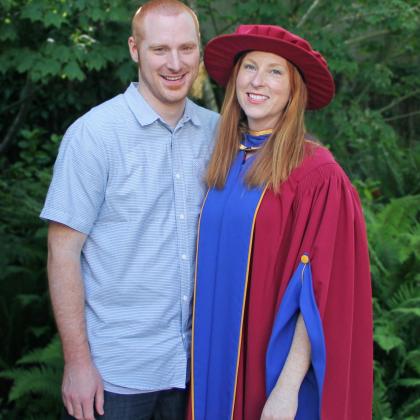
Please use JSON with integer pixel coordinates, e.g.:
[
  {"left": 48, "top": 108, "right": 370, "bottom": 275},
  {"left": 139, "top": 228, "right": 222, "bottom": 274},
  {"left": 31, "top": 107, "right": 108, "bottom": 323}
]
[
  {"left": 62, "top": 360, "right": 104, "bottom": 420},
  {"left": 260, "top": 386, "right": 298, "bottom": 420}
]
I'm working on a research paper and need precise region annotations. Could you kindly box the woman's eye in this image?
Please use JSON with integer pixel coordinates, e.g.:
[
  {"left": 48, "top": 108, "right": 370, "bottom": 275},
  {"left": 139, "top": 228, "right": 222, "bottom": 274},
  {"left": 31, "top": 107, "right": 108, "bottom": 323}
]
[
  {"left": 244, "top": 63, "right": 256, "bottom": 71},
  {"left": 271, "top": 68, "right": 282, "bottom": 75}
]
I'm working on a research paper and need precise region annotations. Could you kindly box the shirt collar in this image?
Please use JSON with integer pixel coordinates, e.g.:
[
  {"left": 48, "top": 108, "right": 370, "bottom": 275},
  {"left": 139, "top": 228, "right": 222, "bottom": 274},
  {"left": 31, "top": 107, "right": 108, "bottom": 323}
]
[
  {"left": 124, "top": 82, "right": 201, "bottom": 128},
  {"left": 182, "top": 98, "right": 201, "bottom": 127},
  {"left": 124, "top": 83, "right": 159, "bottom": 126}
]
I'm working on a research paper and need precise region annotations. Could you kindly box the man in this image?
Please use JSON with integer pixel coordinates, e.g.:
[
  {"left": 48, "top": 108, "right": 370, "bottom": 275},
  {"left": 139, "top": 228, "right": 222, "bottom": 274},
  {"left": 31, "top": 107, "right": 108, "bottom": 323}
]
[{"left": 40, "top": 1, "right": 219, "bottom": 419}]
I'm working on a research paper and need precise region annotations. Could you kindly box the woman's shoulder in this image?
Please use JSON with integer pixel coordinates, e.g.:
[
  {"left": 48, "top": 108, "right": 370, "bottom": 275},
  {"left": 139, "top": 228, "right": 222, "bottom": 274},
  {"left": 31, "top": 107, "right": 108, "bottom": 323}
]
[{"left": 289, "top": 141, "right": 349, "bottom": 190}]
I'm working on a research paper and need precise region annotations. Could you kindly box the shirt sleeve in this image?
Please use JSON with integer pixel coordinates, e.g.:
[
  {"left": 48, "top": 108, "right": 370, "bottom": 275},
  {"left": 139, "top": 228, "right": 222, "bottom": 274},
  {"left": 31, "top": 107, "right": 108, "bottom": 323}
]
[{"left": 40, "top": 116, "right": 108, "bottom": 235}]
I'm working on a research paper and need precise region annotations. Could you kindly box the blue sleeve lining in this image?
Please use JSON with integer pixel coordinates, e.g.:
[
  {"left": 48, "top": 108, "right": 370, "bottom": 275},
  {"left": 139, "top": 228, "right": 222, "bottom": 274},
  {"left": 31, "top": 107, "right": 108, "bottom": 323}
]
[{"left": 265, "top": 255, "right": 326, "bottom": 420}]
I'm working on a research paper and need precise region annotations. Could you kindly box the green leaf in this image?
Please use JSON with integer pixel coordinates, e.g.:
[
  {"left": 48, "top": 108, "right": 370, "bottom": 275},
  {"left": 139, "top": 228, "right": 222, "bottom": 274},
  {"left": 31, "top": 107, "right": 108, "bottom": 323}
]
[
  {"left": 32, "top": 57, "right": 61, "bottom": 77},
  {"left": 392, "top": 307, "right": 420, "bottom": 317},
  {"left": 43, "top": 10, "right": 64, "bottom": 28},
  {"left": 20, "top": 3, "right": 43, "bottom": 22},
  {"left": 62, "top": 61, "right": 85, "bottom": 81},
  {"left": 397, "top": 378, "right": 420, "bottom": 387},
  {"left": 18, "top": 335, "right": 62, "bottom": 366},
  {"left": 374, "top": 325, "right": 404, "bottom": 352},
  {"left": 0, "top": 22, "right": 17, "bottom": 41},
  {"left": 16, "top": 52, "right": 37, "bottom": 73}
]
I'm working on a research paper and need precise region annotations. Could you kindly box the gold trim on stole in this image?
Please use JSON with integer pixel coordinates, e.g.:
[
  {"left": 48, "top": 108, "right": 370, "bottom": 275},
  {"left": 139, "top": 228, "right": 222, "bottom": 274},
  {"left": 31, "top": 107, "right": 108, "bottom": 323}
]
[
  {"left": 230, "top": 186, "right": 268, "bottom": 420},
  {"left": 190, "top": 188, "right": 210, "bottom": 420},
  {"left": 248, "top": 129, "right": 273, "bottom": 136}
]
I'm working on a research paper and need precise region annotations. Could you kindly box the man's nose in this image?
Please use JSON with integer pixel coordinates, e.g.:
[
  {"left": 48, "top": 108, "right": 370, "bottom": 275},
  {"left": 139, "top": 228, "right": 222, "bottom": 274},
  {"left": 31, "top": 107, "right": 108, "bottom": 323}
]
[{"left": 167, "top": 51, "right": 182, "bottom": 72}]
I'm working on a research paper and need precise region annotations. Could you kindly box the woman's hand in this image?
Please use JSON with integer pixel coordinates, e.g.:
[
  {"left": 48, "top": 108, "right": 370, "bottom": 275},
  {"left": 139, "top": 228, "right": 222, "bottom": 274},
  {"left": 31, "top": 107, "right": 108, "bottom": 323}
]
[{"left": 260, "top": 386, "right": 298, "bottom": 420}]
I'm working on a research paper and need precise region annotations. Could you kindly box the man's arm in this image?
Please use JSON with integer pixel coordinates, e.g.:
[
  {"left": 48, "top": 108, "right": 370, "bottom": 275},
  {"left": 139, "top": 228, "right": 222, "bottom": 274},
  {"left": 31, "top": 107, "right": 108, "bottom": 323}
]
[
  {"left": 261, "top": 314, "right": 311, "bottom": 420},
  {"left": 47, "top": 222, "right": 104, "bottom": 420}
]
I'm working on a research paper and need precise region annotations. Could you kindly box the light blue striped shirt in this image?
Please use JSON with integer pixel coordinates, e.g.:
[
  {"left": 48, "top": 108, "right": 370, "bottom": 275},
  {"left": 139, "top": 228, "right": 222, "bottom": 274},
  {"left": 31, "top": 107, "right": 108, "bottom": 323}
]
[{"left": 41, "top": 83, "right": 219, "bottom": 392}]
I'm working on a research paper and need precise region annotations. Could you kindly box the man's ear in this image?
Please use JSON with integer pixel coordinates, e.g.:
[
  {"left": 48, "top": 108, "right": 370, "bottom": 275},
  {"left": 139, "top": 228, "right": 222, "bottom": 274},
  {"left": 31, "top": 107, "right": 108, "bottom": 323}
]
[{"left": 128, "top": 36, "right": 139, "bottom": 63}]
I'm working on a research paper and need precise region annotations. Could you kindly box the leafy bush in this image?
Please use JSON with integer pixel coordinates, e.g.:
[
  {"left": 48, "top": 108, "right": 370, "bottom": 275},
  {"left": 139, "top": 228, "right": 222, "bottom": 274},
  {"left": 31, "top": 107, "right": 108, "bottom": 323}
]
[
  {"left": 0, "top": 0, "right": 419, "bottom": 418},
  {"left": 365, "top": 195, "right": 420, "bottom": 419}
]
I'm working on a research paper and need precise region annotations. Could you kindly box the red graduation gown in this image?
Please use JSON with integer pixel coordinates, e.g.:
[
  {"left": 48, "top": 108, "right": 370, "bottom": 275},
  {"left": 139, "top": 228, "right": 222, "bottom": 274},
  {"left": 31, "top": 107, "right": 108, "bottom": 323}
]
[{"left": 233, "top": 145, "right": 372, "bottom": 419}]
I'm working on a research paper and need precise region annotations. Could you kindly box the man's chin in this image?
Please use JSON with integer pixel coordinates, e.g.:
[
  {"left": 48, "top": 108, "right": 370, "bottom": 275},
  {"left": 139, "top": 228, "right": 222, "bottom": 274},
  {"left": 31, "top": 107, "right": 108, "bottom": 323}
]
[{"left": 162, "top": 87, "right": 191, "bottom": 102}]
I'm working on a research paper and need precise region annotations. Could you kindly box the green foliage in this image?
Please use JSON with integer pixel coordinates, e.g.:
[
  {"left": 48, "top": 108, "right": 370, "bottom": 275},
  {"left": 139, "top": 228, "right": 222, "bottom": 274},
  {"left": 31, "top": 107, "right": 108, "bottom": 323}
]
[
  {"left": 0, "top": 336, "right": 62, "bottom": 419},
  {"left": 366, "top": 195, "right": 420, "bottom": 419},
  {"left": 0, "top": 0, "right": 419, "bottom": 417},
  {"left": 0, "top": 0, "right": 133, "bottom": 82},
  {"left": 0, "top": 128, "right": 59, "bottom": 416}
]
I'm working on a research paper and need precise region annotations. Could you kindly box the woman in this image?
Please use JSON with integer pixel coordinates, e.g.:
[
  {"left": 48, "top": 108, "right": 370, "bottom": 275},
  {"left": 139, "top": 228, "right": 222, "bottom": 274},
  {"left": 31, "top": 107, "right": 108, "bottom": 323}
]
[{"left": 189, "top": 25, "right": 372, "bottom": 420}]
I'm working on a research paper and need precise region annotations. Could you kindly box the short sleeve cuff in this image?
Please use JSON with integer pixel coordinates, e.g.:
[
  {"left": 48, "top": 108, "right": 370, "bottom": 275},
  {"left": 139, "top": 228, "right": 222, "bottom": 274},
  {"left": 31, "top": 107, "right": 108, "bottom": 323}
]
[{"left": 40, "top": 207, "right": 93, "bottom": 235}]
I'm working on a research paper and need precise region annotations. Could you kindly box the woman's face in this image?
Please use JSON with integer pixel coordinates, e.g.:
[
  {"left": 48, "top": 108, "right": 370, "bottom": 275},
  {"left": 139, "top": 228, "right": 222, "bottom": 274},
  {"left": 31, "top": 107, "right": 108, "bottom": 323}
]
[{"left": 236, "top": 51, "right": 291, "bottom": 131}]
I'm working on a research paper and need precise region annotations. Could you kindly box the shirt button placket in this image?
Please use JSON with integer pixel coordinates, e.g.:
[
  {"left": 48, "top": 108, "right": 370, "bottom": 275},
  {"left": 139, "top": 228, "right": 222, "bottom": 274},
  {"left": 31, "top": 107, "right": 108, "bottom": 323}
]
[{"left": 172, "top": 131, "right": 190, "bottom": 345}]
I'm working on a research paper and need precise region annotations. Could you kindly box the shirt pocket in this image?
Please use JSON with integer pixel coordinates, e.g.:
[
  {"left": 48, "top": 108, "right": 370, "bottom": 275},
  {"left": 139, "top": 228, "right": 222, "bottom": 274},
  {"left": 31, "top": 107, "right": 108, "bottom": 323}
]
[{"left": 101, "top": 143, "right": 174, "bottom": 223}]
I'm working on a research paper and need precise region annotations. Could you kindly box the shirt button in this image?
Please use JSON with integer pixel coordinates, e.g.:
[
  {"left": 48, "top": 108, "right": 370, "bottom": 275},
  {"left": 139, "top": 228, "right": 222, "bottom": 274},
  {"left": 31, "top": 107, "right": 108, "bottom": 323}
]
[
  {"left": 179, "top": 214, "right": 185, "bottom": 220},
  {"left": 181, "top": 254, "right": 187, "bottom": 260},
  {"left": 183, "top": 295, "right": 188, "bottom": 301},
  {"left": 175, "top": 173, "right": 181, "bottom": 179}
]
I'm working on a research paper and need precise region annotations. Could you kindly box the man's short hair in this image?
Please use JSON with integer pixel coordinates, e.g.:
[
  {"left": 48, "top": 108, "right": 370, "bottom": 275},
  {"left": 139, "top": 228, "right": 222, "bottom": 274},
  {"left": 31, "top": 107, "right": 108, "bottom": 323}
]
[{"left": 132, "top": 0, "right": 200, "bottom": 43}]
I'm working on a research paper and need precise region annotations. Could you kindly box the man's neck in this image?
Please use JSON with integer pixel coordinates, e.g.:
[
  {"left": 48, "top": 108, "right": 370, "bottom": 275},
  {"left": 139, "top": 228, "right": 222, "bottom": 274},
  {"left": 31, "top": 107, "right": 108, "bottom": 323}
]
[
  {"left": 159, "top": 104, "right": 185, "bottom": 128},
  {"left": 138, "top": 84, "right": 186, "bottom": 129}
]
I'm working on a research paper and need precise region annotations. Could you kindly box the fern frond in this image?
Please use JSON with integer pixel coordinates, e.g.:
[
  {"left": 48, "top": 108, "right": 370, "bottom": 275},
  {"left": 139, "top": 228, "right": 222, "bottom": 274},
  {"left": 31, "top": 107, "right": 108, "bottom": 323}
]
[
  {"left": 374, "top": 324, "right": 404, "bottom": 352},
  {"left": 391, "top": 307, "right": 420, "bottom": 318},
  {"left": 373, "top": 361, "right": 393, "bottom": 419},
  {"left": 405, "top": 349, "right": 420, "bottom": 375},
  {"left": 17, "top": 335, "right": 62, "bottom": 366},
  {"left": 0, "top": 365, "right": 61, "bottom": 402},
  {"left": 378, "top": 195, "right": 420, "bottom": 234},
  {"left": 398, "top": 396, "right": 420, "bottom": 419},
  {"left": 397, "top": 378, "right": 420, "bottom": 387},
  {"left": 389, "top": 282, "right": 419, "bottom": 308}
]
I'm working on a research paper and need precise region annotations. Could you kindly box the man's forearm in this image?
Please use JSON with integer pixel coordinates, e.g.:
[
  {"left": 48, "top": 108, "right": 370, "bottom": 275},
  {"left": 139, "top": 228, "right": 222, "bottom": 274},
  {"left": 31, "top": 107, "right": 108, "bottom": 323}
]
[{"left": 47, "top": 223, "right": 91, "bottom": 364}]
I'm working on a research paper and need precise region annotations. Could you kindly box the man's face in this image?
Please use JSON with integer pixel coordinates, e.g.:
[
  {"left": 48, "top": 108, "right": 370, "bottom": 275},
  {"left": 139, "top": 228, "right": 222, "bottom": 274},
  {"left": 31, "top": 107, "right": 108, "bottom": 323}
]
[{"left": 128, "top": 11, "right": 200, "bottom": 114}]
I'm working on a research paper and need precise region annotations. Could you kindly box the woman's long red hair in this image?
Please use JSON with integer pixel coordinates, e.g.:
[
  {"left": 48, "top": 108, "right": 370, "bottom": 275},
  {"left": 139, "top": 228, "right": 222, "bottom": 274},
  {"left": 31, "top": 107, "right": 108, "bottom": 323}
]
[{"left": 205, "top": 56, "right": 308, "bottom": 193}]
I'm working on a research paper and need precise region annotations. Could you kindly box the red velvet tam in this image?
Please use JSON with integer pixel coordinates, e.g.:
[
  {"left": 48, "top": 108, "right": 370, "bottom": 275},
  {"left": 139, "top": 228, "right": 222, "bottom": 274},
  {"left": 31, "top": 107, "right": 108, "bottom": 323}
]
[{"left": 204, "top": 24, "right": 335, "bottom": 110}]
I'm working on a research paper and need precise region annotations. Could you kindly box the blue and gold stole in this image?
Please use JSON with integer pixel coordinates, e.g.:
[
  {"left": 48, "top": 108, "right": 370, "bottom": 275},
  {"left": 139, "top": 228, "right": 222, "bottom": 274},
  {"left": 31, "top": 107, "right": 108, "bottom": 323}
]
[{"left": 191, "top": 131, "right": 269, "bottom": 419}]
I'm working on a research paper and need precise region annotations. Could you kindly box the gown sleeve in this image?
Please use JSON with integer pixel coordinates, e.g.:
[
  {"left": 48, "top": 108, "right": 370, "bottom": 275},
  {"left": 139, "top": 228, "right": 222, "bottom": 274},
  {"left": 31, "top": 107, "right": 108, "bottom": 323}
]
[{"left": 267, "top": 161, "right": 373, "bottom": 420}]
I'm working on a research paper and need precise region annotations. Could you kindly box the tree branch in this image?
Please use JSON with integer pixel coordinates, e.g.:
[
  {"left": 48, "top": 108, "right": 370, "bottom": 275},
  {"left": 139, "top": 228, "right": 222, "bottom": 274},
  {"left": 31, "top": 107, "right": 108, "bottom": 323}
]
[
  {"left": 384, "top": 110, "right": 420, "bottom": 122},
  {"left": 377, "top": 89, "right": 420, "bottom": 114},
  {"left": 0, "top": 79, "right": 33, "bottom": 154},
  {"left": 324, "top": 5, "right": 420, "bottom": 30},
  {"left": 1, "top": 85, "right": 38, "bottom": 114},
  {"left": 345, "top": 30, "right": 390, "bottom": 46},
  {"left": 185, "top": 0, "right": 219, "bottom": 112},
  {"left": 297, "top": 0, "right": 321, "bottom": 28},
  {"left": 204, "top": 3, "right": 220, "bottom": 37}
]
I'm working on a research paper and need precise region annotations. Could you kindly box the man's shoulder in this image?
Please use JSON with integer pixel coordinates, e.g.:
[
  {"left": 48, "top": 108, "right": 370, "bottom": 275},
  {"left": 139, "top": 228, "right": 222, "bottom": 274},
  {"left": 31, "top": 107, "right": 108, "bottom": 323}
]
[
  {"left": 188, "top": 100, "right": 220, "bottom": 127},
  {"left": 82, "top": 93, "right": 127, "bottom": 127},
  {"left": 62, "top": 92, "right": 129, "bottom": 149}
]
